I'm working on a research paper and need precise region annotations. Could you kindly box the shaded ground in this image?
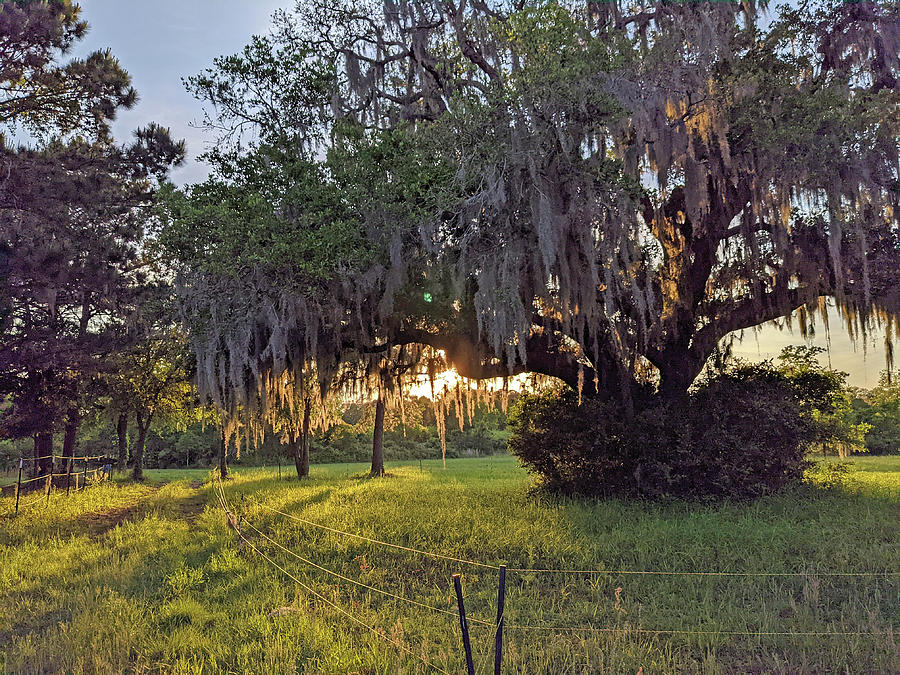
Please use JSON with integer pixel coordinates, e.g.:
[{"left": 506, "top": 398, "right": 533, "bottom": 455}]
[
  {"left": 77, "top": 501, "right": 149, "bottom": 539},
  {"left": 74, "top": 479, "right": 208, "bottom": 537},
  {"left": 174, "top": 479, "right": 209, "bottom": 522}
]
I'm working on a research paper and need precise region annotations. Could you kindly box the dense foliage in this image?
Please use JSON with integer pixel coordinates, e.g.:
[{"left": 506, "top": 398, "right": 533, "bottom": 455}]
[
  {"left": 164, "top": 0, "right": 900, "bottom": 448},
  {"left": 850, "top": 374, "right": 900, "bottom": 454},
  {"left": 508, "top": 354, "right": 854, "bottom": 500},
  {"left": 0, "top": 1, "right": 186, "bottom": 476}
]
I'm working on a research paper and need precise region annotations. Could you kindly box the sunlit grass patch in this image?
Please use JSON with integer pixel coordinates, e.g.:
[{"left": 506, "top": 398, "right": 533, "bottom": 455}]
[{"left": 0, "top": 456, "right": 898, "bottom": 673}]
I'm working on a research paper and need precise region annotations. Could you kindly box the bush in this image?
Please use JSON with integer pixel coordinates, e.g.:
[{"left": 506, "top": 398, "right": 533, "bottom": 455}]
[
  {"left": 805, "top": 460, "right": 856, "bottom": 490},
  {"left": 508, "top": 367, "right": 821, "bottom": 501}
]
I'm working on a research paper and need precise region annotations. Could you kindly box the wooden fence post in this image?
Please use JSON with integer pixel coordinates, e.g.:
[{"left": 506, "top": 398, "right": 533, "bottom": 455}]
[
  {"left": 495, "top": 565, "right": 506, "bottom": 675},
  {"left": 66, "top": 457, "right": 73, "bottom": 497},
  {"left": 45, "top": 470, "right": 52, "bottom": 505},
  {"left": 453, "top": 574, "right": 475, "bottom": 675},
  {"left": 14, "top": 458, "right": 22, "bottom": 515}
]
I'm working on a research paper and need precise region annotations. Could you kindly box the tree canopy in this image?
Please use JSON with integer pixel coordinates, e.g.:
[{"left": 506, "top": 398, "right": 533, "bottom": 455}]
[{"left": 164, "top": 0, "right": 900, "bottom": 440}]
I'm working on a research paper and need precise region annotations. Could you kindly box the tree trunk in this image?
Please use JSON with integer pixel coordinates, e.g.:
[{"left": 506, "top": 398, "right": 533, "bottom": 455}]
[
  {"left": 33, "top": 432, "right": 53, "bottom": 477},
  {"left": 218, "top": 429, "right": 228, "bottom": 479},
  {"left": 657, "top": 357, "right": 704, "bottom": 402},
  {"left": 116, "top": 412, "right": 128, "bottom": 472},
  {"left": 62, "top": 407, "right": 79, "bottom": 466},
  {"left": 31, "top": 435, "right": 39, "bottom": 478},
  {"left": 131, "top": 420, "right": 148, "bottom": 481},
  {"left": 371, "top": 396, "right": 385, "bottom": 477},
  {"left": 295, "top": 397, "right": 311, "bottom": 479}
]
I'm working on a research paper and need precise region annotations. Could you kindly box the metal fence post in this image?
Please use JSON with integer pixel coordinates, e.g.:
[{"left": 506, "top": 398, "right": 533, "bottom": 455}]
[
  {"left": 495, "top": 565, "right": 506, "bottom": 675},
  {"left": 14, "top": 458, "right": 22, "bottom": 515},
  {"left": 66, "top": 457, "right": 73, "bottom": 497},
  {"left": 453, "top": 574, "right": 475, "bottom": 675}
]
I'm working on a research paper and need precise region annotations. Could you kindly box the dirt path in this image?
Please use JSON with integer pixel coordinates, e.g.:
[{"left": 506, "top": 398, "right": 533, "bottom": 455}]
[
  {"left": 76, "top": 484, "right": 158, "bottom": 538},
  {"left": 75, "top": 479, "right": 208, "bottom": 538},
  {"left": 173, "top": 479, "right": 209, "bottom": 523},
  {"left": 78, "top": 501, "right": 147, "bottom": 538}
]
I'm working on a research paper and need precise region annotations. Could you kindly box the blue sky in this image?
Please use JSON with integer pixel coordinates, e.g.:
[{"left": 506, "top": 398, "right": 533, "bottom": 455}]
[
  {"left": 71, "top": 1, "right": 892, "bottom": 386},
  {"left": 76, "top": 0, "right": 294, "bottom": 184}
]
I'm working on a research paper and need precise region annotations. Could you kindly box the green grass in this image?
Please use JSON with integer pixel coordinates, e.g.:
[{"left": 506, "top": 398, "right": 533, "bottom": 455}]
[{"left": 1, "top": 455, "right": 898, "bottom": 674}]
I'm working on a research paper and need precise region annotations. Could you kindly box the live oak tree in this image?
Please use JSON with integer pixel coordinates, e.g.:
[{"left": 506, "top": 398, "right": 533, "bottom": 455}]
[
  {"left": 0, "top": 0, "right": 185, "bottom": 474},
  {"left": 166, "top": 0, "right": 899, "bottom": 457}
]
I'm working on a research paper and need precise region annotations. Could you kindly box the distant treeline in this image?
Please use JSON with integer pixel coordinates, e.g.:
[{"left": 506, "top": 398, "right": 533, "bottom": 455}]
[{"left": 1, "top": 396, "right": 513, "bottom": 471}]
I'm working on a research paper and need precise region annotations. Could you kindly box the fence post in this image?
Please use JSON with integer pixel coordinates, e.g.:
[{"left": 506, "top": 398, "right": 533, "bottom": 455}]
[
  {"left": 45, "top": 470, "right": 52, "bottom": 505},
  {"left": 14, "top": 458, "right": 22, "bottom": 515},
  {"left": 453, "top": 574, "right": 475, "bottom": 675},
  {"left": 82, "top": 465, "right": 87, "bottom": 491},
  {"left": 494, "top": 565, "right": 506, "bottom": 675},
  {"left": 66, "top": 457, "right": 73, "bottom": 497}
]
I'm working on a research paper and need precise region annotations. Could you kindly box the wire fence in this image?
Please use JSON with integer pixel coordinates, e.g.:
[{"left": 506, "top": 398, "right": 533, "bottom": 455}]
[
  {"left": 244, "top": 496, "right": 900, "bottom": 578},
  {"left": 211, "top": 476, "right": 457, "bottom": 674},
  {"left": 213, "top": 473, "right": 899, "bottom": 673},
  {"left": 2, "top": 455, "right": 113, "bottom": 516}
]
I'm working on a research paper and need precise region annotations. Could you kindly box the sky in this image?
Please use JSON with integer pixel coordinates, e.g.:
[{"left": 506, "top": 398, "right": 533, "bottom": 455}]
[
  {"left": 76, "top": 0, "right": 294, "bottom": 185},
  {"left": 72, "top": 1, "right": 893, "bottom": 388}
]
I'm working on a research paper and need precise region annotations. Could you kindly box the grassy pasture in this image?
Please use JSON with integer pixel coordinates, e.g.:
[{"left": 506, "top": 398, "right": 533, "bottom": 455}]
[{"left": 0, "top": 455, "right": 898, "bottom": 674}]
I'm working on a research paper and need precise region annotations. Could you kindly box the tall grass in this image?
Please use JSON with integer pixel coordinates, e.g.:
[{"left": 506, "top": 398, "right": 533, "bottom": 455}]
[{"left": 1, "top": 456, "right": 898, "bottom": 673}]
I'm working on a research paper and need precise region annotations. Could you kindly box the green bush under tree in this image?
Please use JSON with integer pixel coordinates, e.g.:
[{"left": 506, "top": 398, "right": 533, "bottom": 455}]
[{"left": 508, "top": 349, "right": 857, "bottom": 501}]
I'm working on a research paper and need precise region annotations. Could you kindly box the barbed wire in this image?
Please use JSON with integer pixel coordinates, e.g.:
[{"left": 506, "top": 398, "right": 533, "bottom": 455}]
[
  {"left": 246, "top": 497, "right": 501, "bottom": 570},
  {"left": 507, "top": 566, "right": 900, "bottom": 577},
  {"left": 238, "top": 532, "right": 454, "bottom": 674},
  {"left": 217, "top": 475, "right": 900, "bottom": 656},
  {"left": 219, "top": 478, "right": 476, "bottom": 622}
]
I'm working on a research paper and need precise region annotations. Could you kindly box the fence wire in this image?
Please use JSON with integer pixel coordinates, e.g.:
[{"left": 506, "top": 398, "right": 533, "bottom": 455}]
[
  {"left": 240, "top": 517, "right": 491, "bottom": 624},
  {"left": 4, "top": 465, "right": 109, "bottom": 517},
  {"left": 247, "top": 497, "right": 501, "bottom": 570},
  {"left": 215, "top": 475, "right": 454, "bottom": 674},
  {"left": 504, "top": 624, "right": 895, "bottom": 637},
  {"left": 244, "top": 495, "right": 900, "bottom": 579},
  {"left": 219, "top": 478, "right": 899, "bottom": 649}
]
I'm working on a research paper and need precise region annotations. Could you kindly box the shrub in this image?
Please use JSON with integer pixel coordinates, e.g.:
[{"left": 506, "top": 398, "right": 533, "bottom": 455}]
[
  {"left": 508, "top": 367, "right": 821, "bottom": 500},
  {"left": 804, "top": 460, "right": 856, "bottom": 490}
]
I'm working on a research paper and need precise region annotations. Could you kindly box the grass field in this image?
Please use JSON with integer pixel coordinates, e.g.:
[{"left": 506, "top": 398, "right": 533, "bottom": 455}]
[{"left": 1, "top": 454, "right": 898, "bottom": 674}]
